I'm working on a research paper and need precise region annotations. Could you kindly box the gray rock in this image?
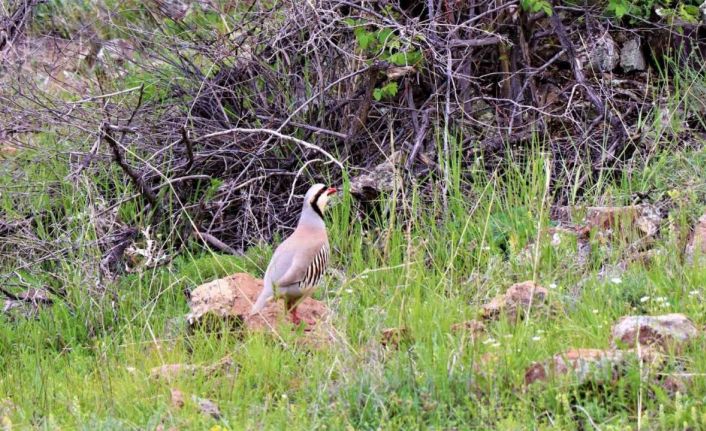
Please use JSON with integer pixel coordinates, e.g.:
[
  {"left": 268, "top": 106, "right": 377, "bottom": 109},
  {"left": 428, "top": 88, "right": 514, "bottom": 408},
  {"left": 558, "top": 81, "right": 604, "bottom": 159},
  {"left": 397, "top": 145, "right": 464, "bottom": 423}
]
[
  {"left": 192, "top": 395, "right": 221, "bottom": 419},
  {"left": 525, "top": 348, "right": 630, "bottom": 385},
  {"left": 186, "top": 277, "right": 238, "bottom": 325},
  {"left": 611, "top": 314, "right": 698, "bottom": 351},
  {"left": 482, "top": 281, "right": 549, "bottom": 321},
  {"left": 589, "top": 33, "right": 619, "bottom": 72},
  {"left": 620, "top": 38, "right": 646, "bottom": 72},
  {"left": 97, "top": 39, "right": 137, "bottom": 66},
  {"left": 350, "top": 152, "right": 401, "bottom": 201},
  {"left": 686, "top": 212, "right": 706, "bottom": 263},
  {"left": 472, "top": 99, "right": 494, "bottom": 123}
]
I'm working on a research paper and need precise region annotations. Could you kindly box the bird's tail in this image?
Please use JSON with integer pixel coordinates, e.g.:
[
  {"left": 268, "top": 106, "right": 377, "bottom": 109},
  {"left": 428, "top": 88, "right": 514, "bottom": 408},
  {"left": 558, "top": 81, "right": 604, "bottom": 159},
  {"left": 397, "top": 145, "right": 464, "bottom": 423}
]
[{"left": 250, "top": 272, "right": 273, "bottom": 315}]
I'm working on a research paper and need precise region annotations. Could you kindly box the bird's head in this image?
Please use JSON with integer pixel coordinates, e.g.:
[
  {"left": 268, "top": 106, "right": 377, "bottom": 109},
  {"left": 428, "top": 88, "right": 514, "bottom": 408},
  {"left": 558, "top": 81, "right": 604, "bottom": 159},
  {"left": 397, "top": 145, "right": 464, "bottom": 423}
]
[{"left": 304, "top": 183, "right": 338, "bottom": 219}]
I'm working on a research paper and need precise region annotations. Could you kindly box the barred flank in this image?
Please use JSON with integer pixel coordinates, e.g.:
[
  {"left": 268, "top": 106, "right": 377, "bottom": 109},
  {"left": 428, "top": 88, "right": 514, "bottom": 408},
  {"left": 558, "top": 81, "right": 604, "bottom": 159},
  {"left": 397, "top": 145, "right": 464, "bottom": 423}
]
[{"left": 302, "top": 243, "right": 329, "bottom": 289}]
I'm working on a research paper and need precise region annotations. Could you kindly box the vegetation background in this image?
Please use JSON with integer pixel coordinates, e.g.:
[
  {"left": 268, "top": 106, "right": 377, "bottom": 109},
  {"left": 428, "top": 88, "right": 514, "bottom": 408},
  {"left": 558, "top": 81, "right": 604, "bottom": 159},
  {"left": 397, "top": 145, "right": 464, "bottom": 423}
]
[{"left": 1, "top": 0, "right": 706, "bottom": 429}]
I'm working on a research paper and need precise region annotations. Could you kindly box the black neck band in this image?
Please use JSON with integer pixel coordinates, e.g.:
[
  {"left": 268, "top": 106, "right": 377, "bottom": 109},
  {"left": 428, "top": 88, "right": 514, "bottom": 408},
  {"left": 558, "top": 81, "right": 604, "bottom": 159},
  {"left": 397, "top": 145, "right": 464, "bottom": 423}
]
[{"left": 310, "top": 187, "right": 327, "bottom": 220}]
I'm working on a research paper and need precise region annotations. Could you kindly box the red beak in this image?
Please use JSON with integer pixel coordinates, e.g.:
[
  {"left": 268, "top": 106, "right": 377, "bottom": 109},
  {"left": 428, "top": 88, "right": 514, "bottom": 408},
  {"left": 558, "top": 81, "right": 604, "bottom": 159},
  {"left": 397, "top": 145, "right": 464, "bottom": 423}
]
[{"left": 326, "top": 187, "right": 337, "bottom": 195}]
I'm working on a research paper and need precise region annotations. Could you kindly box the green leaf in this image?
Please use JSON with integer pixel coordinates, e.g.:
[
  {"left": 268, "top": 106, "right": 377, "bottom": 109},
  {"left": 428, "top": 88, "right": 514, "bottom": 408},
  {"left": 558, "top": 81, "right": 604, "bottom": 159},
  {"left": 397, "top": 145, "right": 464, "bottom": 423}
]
[
  {"left": 376, "top": 28, "right": 393, "bottom": 44},
  {"left": 405, "top": 50, "right": 423, "bottom": 65},
  {"left": 373, "top": 82, "right": 398, "bottom": 101},
  {"left": 387, "top": 52, "right": 405, "bottom": 65},
  {"left": 679, "top": 4, "right": 700, "bottom": 23},
  {"left": 387, "top": 50, "right": 423, "bottom": 66},
  {"left": 382, "top": 82, "right": 398, "bottom": 97},
  {"left": 389, "top": 51, "right": 422, "bottom": 66},
  {"left": 541, "top": 2, "right": 553, "bottom": 16},
  {"left": 355, "top": 29, "right": 375, "bottom": 51},
  {"left": 607, "top": 0, "right": 630, "bottom": 18}
]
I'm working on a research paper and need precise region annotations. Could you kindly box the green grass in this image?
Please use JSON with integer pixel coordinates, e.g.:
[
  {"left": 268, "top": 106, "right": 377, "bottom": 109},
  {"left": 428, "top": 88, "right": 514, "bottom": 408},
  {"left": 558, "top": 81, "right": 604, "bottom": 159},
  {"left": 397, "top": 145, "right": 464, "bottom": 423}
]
[
  {"left": 3, "top": 134, "right": 706, "bottom": 429},
  {"left": 4, "top": 6, "right": 706, "bottom": 429}
]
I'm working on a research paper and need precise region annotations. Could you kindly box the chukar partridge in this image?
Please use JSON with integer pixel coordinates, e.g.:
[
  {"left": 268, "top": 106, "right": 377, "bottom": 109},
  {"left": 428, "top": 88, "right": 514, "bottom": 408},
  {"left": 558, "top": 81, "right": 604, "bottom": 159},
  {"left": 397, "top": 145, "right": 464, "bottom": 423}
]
[{"left": 251, "top": 183, "right": 337, "bottom": 325}]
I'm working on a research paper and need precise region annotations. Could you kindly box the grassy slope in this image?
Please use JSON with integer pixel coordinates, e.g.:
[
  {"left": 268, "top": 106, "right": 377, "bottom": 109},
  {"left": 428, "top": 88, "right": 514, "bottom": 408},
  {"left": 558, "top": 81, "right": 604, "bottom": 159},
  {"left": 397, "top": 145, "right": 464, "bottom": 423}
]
[
  {"left": 3, "top": 141, "right": 706, "bottom": 430},
  {"left": 3, "top": 4, "right": 706, "bottom": 430}
]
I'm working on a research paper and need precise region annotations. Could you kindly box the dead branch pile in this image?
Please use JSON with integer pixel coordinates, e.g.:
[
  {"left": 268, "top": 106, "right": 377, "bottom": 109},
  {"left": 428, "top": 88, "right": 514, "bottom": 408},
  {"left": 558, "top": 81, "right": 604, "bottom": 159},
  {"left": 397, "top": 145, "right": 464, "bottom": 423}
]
[{"left": 1, "top": 0, "right": 705, "bottom": 280}]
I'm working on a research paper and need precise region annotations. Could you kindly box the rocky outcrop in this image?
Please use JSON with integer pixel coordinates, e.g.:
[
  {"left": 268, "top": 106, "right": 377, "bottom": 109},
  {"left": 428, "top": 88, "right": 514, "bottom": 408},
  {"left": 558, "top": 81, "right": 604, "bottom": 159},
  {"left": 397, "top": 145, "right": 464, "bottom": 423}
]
[
  {"left": 186, "top": 273, "right": 329, "bottom": 331},
  {"left": 482, "top": 281, "right": 548, "bottom": 321},
  {"left": 611, "top": 314, "right": 698, "bottom": 352}
]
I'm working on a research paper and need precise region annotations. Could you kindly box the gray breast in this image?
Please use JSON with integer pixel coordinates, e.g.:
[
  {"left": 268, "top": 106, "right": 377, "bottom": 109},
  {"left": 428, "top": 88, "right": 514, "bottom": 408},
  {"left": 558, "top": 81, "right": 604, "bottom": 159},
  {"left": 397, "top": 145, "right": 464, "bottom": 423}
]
[{"left": 301, "top": 243, "right": 329, "bottom": 289}]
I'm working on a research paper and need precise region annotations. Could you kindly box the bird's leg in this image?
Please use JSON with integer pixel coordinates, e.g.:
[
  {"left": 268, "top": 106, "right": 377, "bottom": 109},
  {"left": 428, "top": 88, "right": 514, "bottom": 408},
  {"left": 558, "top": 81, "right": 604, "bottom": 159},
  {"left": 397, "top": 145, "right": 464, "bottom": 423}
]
[
  {"left": 290, "top": 306, "right": 302, "bottom": 326},
  {"left": 285, "top": 298, "right": 304, "bottom": 326}
]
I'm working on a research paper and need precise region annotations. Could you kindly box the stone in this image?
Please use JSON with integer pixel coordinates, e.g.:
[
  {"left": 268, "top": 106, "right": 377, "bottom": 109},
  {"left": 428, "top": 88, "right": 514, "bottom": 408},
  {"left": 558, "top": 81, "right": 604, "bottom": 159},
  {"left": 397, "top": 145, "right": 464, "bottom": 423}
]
[
  {"left": 170, "top": 388, "right": 185, "bottom": 409},
  {"left": 380, "top": 327, "right": 411, "bottom": 349},
  {"left": 620, "top": 38, "right": 646, "bottom": 72},
  {"left": 471, "top": 352, "right": 499, "bottom": 374},
  {"left": 154, "top": 0, "right": 190, "bottom": 20},
  {"left": 471, "top": 99, "right": 495, "bottom": 123},
  {"left": 589, "top": 32, "right": 619, "bottom": 72},
  {"left": 1, "top": 288, "right": 53, "bottom": 318},
  {"left": 586, "top": 205, "right": 638, "bottom": 231},
  {"left": 186, "top": 273, "right": 329, "bottom": 332},
  {"left": 150, "top": 356, "right": 233, "bottom": 379},
  {"left": 350, "top": 152, "right": 401, "bottom": 201},
  {"left": 584, "top": 204, "right": 661, "bottom": 237},
  {"left": 192, "top": 395, "right": 221, "bottom": 419},
  {"left": 660, "top": 374, "right": 690, "bottom": 395},
  {"left": 150, "top": 363, "right": 200, "bottom": 379},
  {"left": 0, "top": 36, "right": 94, "bottom": 95},
  {"left": 482, "top": 281, "right": 548, "bottom": 321},
  {"left": 163, "top": 316, "right": 187, "bottom": 339},
  {"left": 186, "top": 278, "right": 240, "bottom": 327},
  {"left": 97, "top": 39, "right": 137, "bottom": 66},
  {"left": 294, "top": 321, "right": 337, "bottom": 350},
  {"left": 635, "top": 205, "right": 662, "bottom": 237},
  {"left": 16, "top": 288, "right": 52, "bottom": 304},
  {"left": 0, "top": 145, "right": 17, "bottom": 158},
  {"left": 451, "top": 320, "right": 486, "bottom": 340},
  {"left": 385, "top": 66, "right": 415, "bottom": 79},
  {"left": 611, "top": 314, "right": 698, "bottom": 352},
  {"left": 525, "top": 348, "right": 630, "bottom": 385},
  {"left": 686, "top": 213, "right": 706, "bottom": 262},
  {"left": 622, "top": 249, "right": 661, "bottom": 267}
]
